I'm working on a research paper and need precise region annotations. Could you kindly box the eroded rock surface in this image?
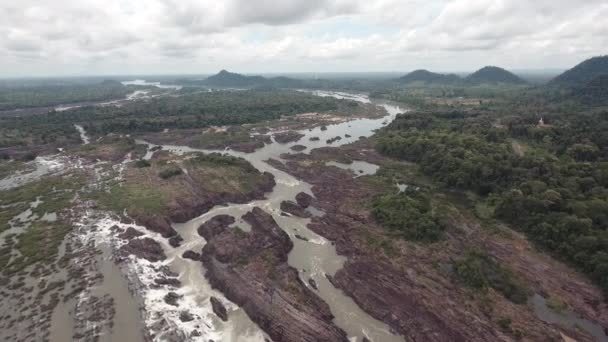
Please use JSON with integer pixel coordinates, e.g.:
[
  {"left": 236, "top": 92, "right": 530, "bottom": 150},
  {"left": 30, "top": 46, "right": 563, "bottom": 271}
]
[{"left": 201, "top": 208, "right": 348, "bottom": 342}]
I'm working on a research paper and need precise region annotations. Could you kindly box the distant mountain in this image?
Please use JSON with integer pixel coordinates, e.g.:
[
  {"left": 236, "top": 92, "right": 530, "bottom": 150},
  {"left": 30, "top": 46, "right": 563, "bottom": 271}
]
[
  {"left": 572, "top": 75, "right": 608, "bottom": 106},
  {"left": 204, "top": 70, "right": 267, "bottom": 87},
  {"left": 550, "top": 56, "right": 608, "bottom": 87},
  {"left": 203, "top": 70, "right": 304, "bottom": 88},
  {"left": 397, "top": 69, "right": 461, "bottom": 84},
  {"left": 465, "top": 66, "right": 527, "bottom": 85}
]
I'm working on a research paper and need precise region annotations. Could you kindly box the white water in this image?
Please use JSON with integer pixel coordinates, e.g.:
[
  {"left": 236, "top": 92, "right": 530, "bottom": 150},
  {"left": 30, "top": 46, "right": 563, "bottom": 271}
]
[
  {"left": 146, "top": 92, "right": 407, "bottom": 342},
  {"left": 121, "top": 79, "right": 182, "bottom": 90},
  {"left": 74, "top": 124, "right": 90, "bottom": 145}
]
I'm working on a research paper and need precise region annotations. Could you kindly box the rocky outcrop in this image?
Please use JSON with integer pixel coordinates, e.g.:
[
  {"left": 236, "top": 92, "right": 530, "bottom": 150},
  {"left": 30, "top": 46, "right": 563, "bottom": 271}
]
[
  {"left": 198, "top": 215, "right": 235, "bottom": 240},
  {"left": 201, "top": 208, "right": 348, "bottom": 342},
  {"left": 290, "top": 145, "right": 307, "bottom": 152},
  {"left": 210, "top": 297, "right": 228, "bottom": 321},
  {"left": 273, "top": 131, "right": 304, "bottom": 144},
  {"left": 133, "top": 215, "right": 177, "bottom": 238},
  {"left": 164, "top": 292, "right": 181, "bottom": 306},
  {"left": 117, "top": 227, "right": 144, "bottom": 240},
  {"left": 280, "top": 200, "right": 311, "bottom": 218},
  {"left": 182, "top": 250, "right": 201, "bottom": 261},
  {"left": 119, "top": 237, "right": 166, "bottom": 262},
  {"left": 134, "top": 169, "right": 274, "bottom": 241},
  {"left": 295, "top": 192, "right": 313, "bottom": 208},
  {"left": 272, "top": 145, "right": 585, "bottom": 342},
  {"left": 332, "top": 260, "right": 471, "bottom": 341}
]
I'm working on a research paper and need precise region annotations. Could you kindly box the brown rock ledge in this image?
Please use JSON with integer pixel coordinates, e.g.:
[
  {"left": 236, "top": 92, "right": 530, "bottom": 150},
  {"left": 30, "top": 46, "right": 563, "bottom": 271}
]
[{"left": 201, "top": 208, "right": 348, "bottom": 342}]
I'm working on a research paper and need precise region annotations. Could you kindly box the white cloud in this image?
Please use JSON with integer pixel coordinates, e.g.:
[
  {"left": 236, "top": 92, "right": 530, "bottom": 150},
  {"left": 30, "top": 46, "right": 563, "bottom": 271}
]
[{"left": 0, "top": 0, "right": 606, "bottom": 76}]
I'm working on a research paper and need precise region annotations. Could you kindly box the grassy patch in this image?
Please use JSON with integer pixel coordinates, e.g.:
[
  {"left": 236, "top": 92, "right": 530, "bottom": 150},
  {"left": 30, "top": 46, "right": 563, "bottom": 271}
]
[
  {"left": 546, "top": 296, "right": 568, "bottom": 313},
  {"left": 92, "top": 182, "right": 166, "bottom": 216},
  {"left": 158, "top": 165, "right": 183, "bottom": 179},
  {"left": 454, "top": 251, "right": 529, "bottom": 304}
]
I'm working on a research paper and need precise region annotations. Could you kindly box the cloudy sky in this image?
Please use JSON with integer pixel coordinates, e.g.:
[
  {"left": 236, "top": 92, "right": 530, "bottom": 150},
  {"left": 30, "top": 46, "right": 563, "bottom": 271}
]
[{"left": 1, "top": 0, "right": 607, "bottom": 77}]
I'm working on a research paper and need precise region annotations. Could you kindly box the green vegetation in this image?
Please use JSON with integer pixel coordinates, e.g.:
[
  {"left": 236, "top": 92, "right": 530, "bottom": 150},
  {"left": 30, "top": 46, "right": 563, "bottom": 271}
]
[
  {"left": 550, "top": 55, "right": 608, "bottom": 87},
  {"left": 0, "top": 89, "right": 341, "bottom": 149},
  {"left": 374, "top": 83, "right": 608, "bottom": 293},
  {"left": 92, "top": 182, "right": 166, "bottom": 216},
  {"left": 134, "top": 159, "right": 151, "bottom": 168},
  {"left": 158, "top": 165, "right": 183, "bottom": 179},
  {"left": 0, "top": 174, "right": 85, "bottom": 274},
  {"left": 454, "top": 251, "right": 528, "bottom": 303},
  {"left": 0, "top": 80, "right": 129, "bottom": 111},
  {"left": 465, "top": 66, "right": 527, "bottom": 85},
  {"left": 372, "top": 190, "right": 446, "bottom": 242}
]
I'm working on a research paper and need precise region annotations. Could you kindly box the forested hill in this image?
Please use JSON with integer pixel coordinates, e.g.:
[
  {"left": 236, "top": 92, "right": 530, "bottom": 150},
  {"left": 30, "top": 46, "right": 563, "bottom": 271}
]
[
  {"left": 574, "top": 75, "right": 608, "bottom": 106},
  {"left": 465, "top": 66, "right": 527, "bottom": 85},
  {"left": 397, "top": 69, "right": 461, "bottom": 84},
  {"left": 550, "top": 56, "right": 608, "bottom": 87},
  {"left": 202, "top": 70, "right": 303, "bottom": 88},
  {"left": 204, "top": 70, "right": 267, "bottom": 87}
]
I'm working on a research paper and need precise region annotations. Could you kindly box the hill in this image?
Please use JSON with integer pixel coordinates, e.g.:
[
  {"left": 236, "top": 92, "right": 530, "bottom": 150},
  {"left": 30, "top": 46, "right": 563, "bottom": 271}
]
[
  {"left": 397, "top": 69, "right": 461, "bottom": 84},
  {"left": 573, "top": 75, "right": 608, "bottom": 106},
  {"left": 204, "top": 70, "right": 267, "bottom": 87},
  {"left": 550, "top": 56, "right": 608, "bottom": 87},
  {"left": 203, "top": 70, "right": 304, "bottom": 88},
  {"left": 465, "top": 66, "right": 526, "bottom": 85}
]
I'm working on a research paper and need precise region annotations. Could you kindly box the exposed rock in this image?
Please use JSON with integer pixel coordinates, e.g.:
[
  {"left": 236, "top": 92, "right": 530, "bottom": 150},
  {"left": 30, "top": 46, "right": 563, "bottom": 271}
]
[
  {"left": 345, "top": 134, "right": 351, "bottom": 138},
  {"left": 134, "top": 215, "right": 177, "bottom": 238},
  {"left": 326, "top": 136, "right": 342, "bottom": 144},
  {"left": 309, "top": 137, "right": 320, "bottom": 141},
  {"left": 290, "top": 145, "right": 307, "bottom": 152},
  {"left": 154, "top": 277, "right": 181, "bottom": 287},
  {"left": 295, "top": 234, "right": 309, "bottom": 242},
  {"left": 201, "top": 207, "right": 348, "bottom": 342},
  {"left": 210, "top": 297, "right": 228, "bottom": 322},
  {"left": 198, "top": 215, "right": 235, "bottom": 240},
  {"left": 271, "top": 147, "right": 584, "bottom": 342},
  {"left": 280, "top": 200, "right": 311, "bottom": 218},
  {"left": 164, "top": 292, "right": 181, "bottom": 307},
  {"left": 168, "top": 234, "right": 183, "bottom": 248},
  {"left": 119, "top": 238, "right": 166, "bottom": 262},
  {"left": 308, "top": 278, "right": 318, "bottom": 290},
  {"left": 273, "top": 131, "right": 305, "bottom": 144},
  {"left": 182, "top": 250, "right": 201, "bottom": 261},
  {"left": 320, "top": 126, "right": 328, "bottom": 131},
  {"left": 295, "top": 192, "right": 313, "bottom": 208},
  {"left": 117, "top": 227, "right": 144, "bottom": 240},
  {"left": 179, "top": 311, "right": 194, "bottom": 322}
]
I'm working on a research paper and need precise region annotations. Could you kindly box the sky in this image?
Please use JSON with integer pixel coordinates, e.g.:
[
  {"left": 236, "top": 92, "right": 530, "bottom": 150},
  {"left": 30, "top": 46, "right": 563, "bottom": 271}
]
[{"left": 1, "top": 0, "right": 607, "bottom": 77}]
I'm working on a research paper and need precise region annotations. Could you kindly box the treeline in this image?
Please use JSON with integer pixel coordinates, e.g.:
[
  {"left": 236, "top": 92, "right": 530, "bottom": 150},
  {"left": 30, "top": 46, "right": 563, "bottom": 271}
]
[
  {"left": 376, "top": 109, "right": 608, "bottom": 293},
  {"left": 0, "top": 90, "right": 342, "bottom": 148},
  {"left": 0, "top": 80, "right": 129, "bottom": 110}
]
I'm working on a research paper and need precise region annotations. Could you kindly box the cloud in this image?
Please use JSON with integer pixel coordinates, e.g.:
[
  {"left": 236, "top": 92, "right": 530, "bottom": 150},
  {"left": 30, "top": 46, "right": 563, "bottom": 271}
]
[{"left": 0, "top": 0, "right": 606, "bottom": 76}]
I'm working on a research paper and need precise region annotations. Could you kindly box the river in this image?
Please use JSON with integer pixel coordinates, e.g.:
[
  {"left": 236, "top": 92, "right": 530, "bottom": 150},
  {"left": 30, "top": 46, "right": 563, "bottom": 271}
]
[{"left": 143, "top": 92, "right": 407, "bottom": 341}]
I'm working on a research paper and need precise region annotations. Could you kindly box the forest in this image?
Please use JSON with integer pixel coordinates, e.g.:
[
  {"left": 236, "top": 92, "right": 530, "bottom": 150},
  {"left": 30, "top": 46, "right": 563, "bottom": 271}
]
[
  {"left": 0, "top": 89, "right": 342, "bottom": 149},
  {"left": 0, "top": 80, "right": 130, "bottom": 110},
  {"left": 375, "top": 92, "right": 608, "bottom": 293}
]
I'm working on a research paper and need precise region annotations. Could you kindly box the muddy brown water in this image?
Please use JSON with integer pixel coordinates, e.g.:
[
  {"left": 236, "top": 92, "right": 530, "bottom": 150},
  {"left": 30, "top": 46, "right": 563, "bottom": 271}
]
[
  {"left": 3, "top": 92, "right": 406, "bottom": 342},
  {"left": 156, "top": 92, "right": 407, "bottom": 341}
]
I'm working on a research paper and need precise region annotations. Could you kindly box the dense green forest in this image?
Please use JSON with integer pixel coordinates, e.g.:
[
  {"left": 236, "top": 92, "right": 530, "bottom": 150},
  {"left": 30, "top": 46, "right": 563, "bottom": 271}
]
[
  {"left": 375, "top": 95, "right": 608, "bottom": 293},
  {"left": 0, "top": 90, "right": 342, "bottom": 148},
  {"left": 0, "top": 80, "right": 131, "bottom": 110}
]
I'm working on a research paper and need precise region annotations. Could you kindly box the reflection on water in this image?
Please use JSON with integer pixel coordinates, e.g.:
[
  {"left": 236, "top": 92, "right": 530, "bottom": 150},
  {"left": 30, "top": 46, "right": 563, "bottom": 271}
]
[
  {"left": 530, "top": 294, "right": 608, "bottom": 341},
  {"left": 121, "top": 79, "right": 182, "bottom": 90},
  {"left": 326, "top": 160, "right": 379, "bottom": 177}
]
